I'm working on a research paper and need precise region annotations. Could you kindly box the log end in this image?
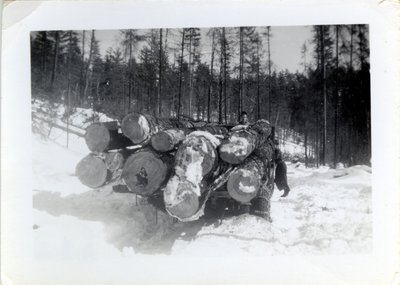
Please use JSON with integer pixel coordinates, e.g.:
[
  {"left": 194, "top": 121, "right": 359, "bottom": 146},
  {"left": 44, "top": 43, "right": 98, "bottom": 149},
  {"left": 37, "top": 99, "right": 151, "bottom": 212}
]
[
  {"left": 85, "top": 124, "right": 111, "bottom": 153},
  {"left": 121, "top": 113, "right": 150, "bottom": 144},
  {"left": 164, "top": 178, "right": 200, "bottom": 219},
  {"left": 122, "top": 150, "right": 168, "bottom": 196},
  {"left": 151, "top": 131, "right": 174, "bottom": 152},
  {"left": 227, "top": 169, "right": 260, "bottom": 203},
  {"left": 219, "top": 141, "right": 249, "bottom": 164},
  {"left": 75, "top": 154, "right": 108, "bottom": 188}
]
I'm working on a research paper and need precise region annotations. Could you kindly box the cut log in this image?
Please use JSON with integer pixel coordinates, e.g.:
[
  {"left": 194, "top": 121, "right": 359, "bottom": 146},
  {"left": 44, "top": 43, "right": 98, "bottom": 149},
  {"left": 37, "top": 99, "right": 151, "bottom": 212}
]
[
  {"left": 163, "top": 131, "right": 221, "bottom": 219},
  {"left": 121, "top": 149, "right": 173, "bottom": 196},
  {"left": 151, "top": 125, "right": 228, "bottom": 153},
  {"left": 151, "top": 129, "right": 187, "bottom": 152},
  {"left": 227, "top": 156, "right": 266, "bottom": 203},
  {"left": 121, "top": 113, "right": 192, "bottom": 145},
  {"left": 163, "top": 176, "right": 201, "bottom": 219},
  {"left": 75, "top": 154, "right": 109, "bottom": 188},
  {"left": 219, "top": 119, "right": 272, "bottom": 164},
  {"left": 85, "top": 121, "right": 133, "bottom": 153}
]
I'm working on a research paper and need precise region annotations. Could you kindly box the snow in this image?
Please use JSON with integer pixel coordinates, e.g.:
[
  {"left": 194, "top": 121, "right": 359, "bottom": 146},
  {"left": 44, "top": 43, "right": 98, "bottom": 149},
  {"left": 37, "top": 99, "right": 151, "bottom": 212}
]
[
  {"left": 32, "top": 100, "right": 372, "bottom": 259},
  {"left": 220, "top": 135, "right": 250, "bottom": 155},
  {"left": 187, "top": 130, "right": 221, "bottom": 148},
  {"left": 137, "top": 114, "right": 150, "bottom": 136}
]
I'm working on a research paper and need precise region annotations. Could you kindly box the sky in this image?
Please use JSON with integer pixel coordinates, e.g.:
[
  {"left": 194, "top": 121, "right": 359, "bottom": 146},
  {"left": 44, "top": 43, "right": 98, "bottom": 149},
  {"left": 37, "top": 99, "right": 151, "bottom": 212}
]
[{"left": 92, "top": 26, "right": 314, "bottom": 73}]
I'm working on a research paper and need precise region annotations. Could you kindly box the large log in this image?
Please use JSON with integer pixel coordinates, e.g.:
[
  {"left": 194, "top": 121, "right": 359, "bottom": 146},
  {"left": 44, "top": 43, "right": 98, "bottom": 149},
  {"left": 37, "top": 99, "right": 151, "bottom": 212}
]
[
  {"left": 163, "top": 131, "right": 221, "bottom": 219},
  {"left": 151, "top": 129, "right": 187, "bottom": 152},
  {"left": 121, "top": 113, "right": 194, "bottom": 145},
  {"left": 85, "top": 121, "right": 134, "bottom": 153},
  {"left": 219, "top": 119, "right": 272, "bottom": 164},
  {"left": 227, "top": 155, "right": 266, "bottom": 203},
  {"left": 75, "top": 154, "right": 109, "bottom": 188},
  {"left": 121, "top": 149, "right": 173, "bottom": 196},
  {"left": 151, "top": 124, "right": 228, "bottom": 153}
]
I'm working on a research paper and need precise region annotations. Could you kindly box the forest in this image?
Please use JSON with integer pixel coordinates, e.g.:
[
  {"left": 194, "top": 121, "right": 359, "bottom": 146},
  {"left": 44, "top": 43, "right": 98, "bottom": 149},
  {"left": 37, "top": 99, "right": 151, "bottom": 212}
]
[{"left": 30, "top": 25, "right": 370, "bottom": 167}]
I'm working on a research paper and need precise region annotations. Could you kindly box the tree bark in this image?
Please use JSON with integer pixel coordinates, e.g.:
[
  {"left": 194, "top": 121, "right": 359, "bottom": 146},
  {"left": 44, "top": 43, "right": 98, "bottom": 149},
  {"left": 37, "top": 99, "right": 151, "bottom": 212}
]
[
  {"left": 50, "top": 31, "right": 60, "bottom": 90},
  {"left": 177, "top": 29, "right": 185, "bottom": 119},
  {"left": 238, "top": 27, "right": 244, "bottom": 118},
  {"left": 158, "top": 29, "right": 163, "bottom": 117},
  {"left": 207, "top": 31, "right": 215, "bottom": 123},
  {"left": 85, "top": 121, "right": 134, "bottom": 152},
  {"left": 334, "top": 25, "right": 339, "bottom": 168}
]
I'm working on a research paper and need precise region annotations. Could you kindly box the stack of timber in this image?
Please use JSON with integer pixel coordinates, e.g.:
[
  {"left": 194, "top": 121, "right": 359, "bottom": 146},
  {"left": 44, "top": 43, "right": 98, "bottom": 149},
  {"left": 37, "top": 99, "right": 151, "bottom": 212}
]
[{"left": 75, "top": 114, "right": 277, "bottom": 222}]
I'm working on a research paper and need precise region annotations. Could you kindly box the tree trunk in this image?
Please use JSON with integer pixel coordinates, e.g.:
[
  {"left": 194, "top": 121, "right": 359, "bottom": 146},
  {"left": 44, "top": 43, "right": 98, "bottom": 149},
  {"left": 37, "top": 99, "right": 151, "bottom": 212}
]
[
  {"left": 266, "top": 27, "right": 272, "bottom": 121},
  {"left": 66, "top": 30, "right": 73, "bottom": 148},
  {"left": 122, "top": 149, "right": 173, "bottom": 196},
  {"left": 177, "top": 29, "right": 185, "bottom": 119},
  {"left": 207, "top": 32, "right": 215, "bottom": 123},
  {"left": 238, "top": 27, "right": 244, "bottom": 118},
  {"left": 320, "top": 26, "right": 327, "bottom": 166},
  {"left": 219, "top": 120, "right": 272, "bottom": 164},
  {"left": 218, "top": 32, "right": 224, "bottom": 124},
  {"left": 223, "top": 27, "right": 228, "bottom": 124},
  {"left": 188, "top": 31, "right": 193, "bottom": 118},
  {"left": 334, "top": 25, "right": 339, "bottom": 168},
  {"left": 305, "top": 128, "right": 308, "bottom": 168},
  {"left": 85, "top": 121, "right": 134, "bottom": 152},
  {"left": 83, "top": 30, "right": 95, "bottom": 100},
  {"left": 79, "top": 30, "right": 85, "bottom": 101},
  {"left": 227, "top": 155, "right": 266, "bottom": 203},
  {"left": 256, "top": 41, "right": 261, "bottom": 120},
  {"left": 158, "top": 28, "right": 163, "bottom": 117},
  {"left": 50, "top": 31, "right": 60, "bottom": 90}
]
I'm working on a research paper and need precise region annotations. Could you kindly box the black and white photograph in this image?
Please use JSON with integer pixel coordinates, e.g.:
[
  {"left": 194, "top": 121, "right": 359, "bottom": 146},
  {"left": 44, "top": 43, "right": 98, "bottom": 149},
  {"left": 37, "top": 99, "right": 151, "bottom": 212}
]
[
  {"left": 30, "top": 24, "right": 372, "bottom": 255},
  {"left": 2, "top": 1, "right": 399, "bottom": 285}
]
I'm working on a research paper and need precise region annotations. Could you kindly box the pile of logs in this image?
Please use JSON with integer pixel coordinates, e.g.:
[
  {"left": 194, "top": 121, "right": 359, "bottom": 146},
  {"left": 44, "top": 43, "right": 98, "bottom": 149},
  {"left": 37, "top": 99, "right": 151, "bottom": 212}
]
[{"left": 75, "top": 112, "right": 274, "bottom": 221}]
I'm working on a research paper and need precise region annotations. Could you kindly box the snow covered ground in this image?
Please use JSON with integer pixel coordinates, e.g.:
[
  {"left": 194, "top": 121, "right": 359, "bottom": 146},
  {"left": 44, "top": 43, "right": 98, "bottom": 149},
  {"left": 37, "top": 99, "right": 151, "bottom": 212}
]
[{"left": 32, "top": 129, "right": 372, "bottom": 258}]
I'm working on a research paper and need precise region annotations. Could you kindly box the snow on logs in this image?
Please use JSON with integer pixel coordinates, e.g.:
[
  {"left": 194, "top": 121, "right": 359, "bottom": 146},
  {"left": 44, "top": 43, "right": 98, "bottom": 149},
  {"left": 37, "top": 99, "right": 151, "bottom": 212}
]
[
  {"left": 121, "top": 112, "right": 195, "bottom": 145},
  {"left": 163, "top": 131, "right": 221, "bottom": 219},
  {"left": 85, "top": 121, "right": 134, "bottom": 153},
  {"left": 121, "top": 149, "right": 173, "bottom": 196},
  {"left": 151, "top": 124, "right": 228, "bottom": 153},
  {"left": 219, "top": 119, "right": 272, "bottom": 164}
]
